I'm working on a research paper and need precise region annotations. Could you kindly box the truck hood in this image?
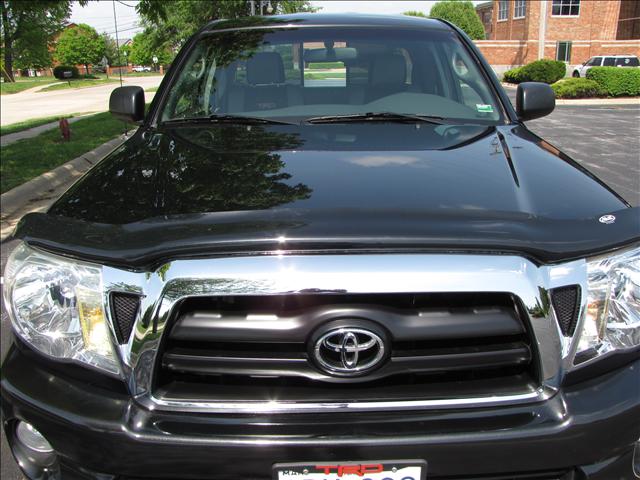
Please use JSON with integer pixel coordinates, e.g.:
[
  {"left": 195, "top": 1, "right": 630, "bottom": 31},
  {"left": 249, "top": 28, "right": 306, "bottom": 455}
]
[{"left": 14, "top": 122, "right": 638, "bottom": 268}]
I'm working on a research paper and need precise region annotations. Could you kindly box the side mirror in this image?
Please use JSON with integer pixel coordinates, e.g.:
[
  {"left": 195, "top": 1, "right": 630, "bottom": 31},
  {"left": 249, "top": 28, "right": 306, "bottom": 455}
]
[
  {"left": 109, "top": 86, "right": 145, "bottom": 123},
  {"left": 516, "top": 82, "right": 555, "bottom": 121}
]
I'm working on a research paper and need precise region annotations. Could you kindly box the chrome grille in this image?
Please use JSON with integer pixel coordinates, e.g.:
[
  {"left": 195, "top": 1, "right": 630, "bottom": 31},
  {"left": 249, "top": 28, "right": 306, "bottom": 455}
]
[{"left": 154, "top": 292, "right": 538, "bottom": 404}]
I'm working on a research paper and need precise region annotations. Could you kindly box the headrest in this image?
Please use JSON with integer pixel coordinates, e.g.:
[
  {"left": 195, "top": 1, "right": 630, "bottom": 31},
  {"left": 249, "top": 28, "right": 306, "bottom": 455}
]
[
  {"left": 370, "top": 53, "right": 407, "bottom": 86},
  {"left": 246, "top": 52, "right": 285, "bottom": 85}
]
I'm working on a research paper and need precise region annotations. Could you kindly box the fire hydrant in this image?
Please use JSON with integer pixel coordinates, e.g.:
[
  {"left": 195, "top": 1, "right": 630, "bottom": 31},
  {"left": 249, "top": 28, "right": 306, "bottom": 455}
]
[{"left": 59, "top": 118, "right": 71, "bottom": 141}]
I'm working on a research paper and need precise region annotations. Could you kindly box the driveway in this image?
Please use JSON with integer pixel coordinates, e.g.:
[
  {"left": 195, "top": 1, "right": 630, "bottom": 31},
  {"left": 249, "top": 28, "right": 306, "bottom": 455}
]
[
  {"left": 0, "top": 76, "right": 162, "bottom": 126},
  {"left": 1, "top": 97, "right": 639, "bottom": 479}
]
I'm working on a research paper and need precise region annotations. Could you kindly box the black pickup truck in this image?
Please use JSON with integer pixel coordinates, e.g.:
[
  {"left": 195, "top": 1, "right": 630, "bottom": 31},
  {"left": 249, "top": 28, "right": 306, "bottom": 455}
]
[{"left": 2, "top": 13, "right": 639, "bottom": 480}]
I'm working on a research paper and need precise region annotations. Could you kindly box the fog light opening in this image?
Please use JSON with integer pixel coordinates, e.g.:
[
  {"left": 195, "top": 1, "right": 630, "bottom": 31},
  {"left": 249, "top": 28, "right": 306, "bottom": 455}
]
[
  {"left": 10, "top": 420, "right": 60, "bottom": 479},
  {"left": 15, "top": 421, "right": 54, "bottom": 454}
]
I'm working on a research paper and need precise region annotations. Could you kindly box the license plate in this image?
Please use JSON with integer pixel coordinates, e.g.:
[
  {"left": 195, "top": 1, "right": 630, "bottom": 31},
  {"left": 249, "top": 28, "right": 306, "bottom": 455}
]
[{"left": 273, "top": 460, "right": 427, "bottom": 480}]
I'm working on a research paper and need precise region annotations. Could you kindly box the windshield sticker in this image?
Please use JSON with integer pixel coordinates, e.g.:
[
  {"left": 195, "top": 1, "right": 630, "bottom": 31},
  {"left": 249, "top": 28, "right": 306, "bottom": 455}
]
[{"left": 476, "top": 104, "right": 494, "bottom": 113}]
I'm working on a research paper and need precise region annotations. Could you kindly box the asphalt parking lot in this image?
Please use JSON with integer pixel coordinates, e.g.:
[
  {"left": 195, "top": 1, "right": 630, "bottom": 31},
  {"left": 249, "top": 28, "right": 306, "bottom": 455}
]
[
  {"left": 526, "top": 104, "right": 640, "bottom": 205},
  {"left": 0, "top": 99, "right": 638, "bottom": 478}
]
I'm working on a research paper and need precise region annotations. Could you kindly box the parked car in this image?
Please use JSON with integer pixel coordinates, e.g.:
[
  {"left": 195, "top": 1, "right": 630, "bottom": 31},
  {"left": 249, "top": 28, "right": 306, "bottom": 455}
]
[
  {"left": 2, "top": 13, "right": 639, "bottom": 480},
  {"left": 572, "top": 54, "right": 640, "bottom": 77},
  {"left": 132, "top": 65, "right": 152, "bottom": 72}
]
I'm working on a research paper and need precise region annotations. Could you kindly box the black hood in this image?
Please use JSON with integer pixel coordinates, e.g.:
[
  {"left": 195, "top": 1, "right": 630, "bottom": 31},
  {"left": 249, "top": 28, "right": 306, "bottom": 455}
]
[{"left": 14, "top": 122, "right": 638, "bottom": 268}]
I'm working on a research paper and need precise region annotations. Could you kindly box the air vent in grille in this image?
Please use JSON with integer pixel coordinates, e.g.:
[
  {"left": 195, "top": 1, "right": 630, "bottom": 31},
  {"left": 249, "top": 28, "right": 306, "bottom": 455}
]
[
  {"left": 110, "top": 293, "right": 141, "bottom": 344},
  {"left": 550, "top": 285, "right": 581, "bottom": 336},
  {"left": 154, "top": 292, "right": 538, "bottom": 405}
]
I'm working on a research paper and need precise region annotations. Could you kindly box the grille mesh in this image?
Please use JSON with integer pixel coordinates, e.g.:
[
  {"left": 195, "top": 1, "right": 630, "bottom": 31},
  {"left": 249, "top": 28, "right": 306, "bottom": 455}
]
[
  {"left": 111, "top": 293, "right": 141, "bottom": 344},
  {"left": 550, "top": 285, "right": 581, "bottom": 336}
]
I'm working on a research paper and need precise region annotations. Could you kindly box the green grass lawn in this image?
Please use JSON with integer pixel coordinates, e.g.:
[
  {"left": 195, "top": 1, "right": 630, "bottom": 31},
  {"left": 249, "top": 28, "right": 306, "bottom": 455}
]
[
  {"left": 39, "top": 78, "right": 121, "bottom": 92},
  {"left": 307, "top": 62, "right": 344, "bottom": 69},
  {"left": 145, "top": 86, "right": 158, "bottom": 92},
  {"left": 0, "top": 115, "right": 76, "bottom": 136},
  {"left": 0, "top": 77, "right": 58, "bottom": 95},
  {"left": 0, "top": 112, "right": 130, "bottom": 193},
  {"left": 304, "top": 72, "right": 347, "bottom": 80}
]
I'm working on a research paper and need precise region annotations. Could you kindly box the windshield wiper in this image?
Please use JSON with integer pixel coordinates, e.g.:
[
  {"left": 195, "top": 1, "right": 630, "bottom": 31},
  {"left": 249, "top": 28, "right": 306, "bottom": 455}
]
[
  {"left": 162, "top": 114, "right": 295, "bottom": 126},
  {"left": 305, "top": 112, "right": 448, "bottom": 125}
]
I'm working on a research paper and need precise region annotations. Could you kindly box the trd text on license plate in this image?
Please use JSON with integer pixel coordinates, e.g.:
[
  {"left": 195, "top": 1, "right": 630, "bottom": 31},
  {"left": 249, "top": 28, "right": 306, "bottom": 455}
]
[{"left": 273, "top": 461, "right": 426, "bottom": 480}]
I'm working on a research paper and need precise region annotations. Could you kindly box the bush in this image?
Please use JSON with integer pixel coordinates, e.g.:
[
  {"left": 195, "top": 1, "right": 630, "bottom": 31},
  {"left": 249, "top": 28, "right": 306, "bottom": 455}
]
[
  {"left": 53, "top": 65, "right": 79, "bottom": 80},
  {"left": 503, "top": 66, "right": 524, "bottom": 83},
  {"left": 586, "top": 67, "right": 640, "bottom": 96},
  {"left": 503, "top": 59, "right": 566, "bottom": 84},
  {"left": 551, "top": 78, "right": 605, "bottom": 98}
]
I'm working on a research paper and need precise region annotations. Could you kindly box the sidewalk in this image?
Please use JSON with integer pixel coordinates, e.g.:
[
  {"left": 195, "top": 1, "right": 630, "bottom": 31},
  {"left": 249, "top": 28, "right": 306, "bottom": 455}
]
[
  {"left": 1, "top": 115, "right": 93, "bottom": 147},
  {"left": 0, "top": 134, "right": 127, "bottom": 240}
]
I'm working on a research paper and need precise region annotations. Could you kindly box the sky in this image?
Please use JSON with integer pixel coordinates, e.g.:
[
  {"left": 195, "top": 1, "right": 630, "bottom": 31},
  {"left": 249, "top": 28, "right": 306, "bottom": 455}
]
[{"left": 69, "top": 1, "right": 483, "bottom": 39}]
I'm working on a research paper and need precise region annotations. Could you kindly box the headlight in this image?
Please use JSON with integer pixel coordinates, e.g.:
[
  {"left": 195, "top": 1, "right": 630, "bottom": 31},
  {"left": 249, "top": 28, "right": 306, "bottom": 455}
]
[
  {"left": 575, "top": 246, "right": 640, "bottom": 364},
  {"left": 3, "top": 243, "right": 120, "bottom": 376}
]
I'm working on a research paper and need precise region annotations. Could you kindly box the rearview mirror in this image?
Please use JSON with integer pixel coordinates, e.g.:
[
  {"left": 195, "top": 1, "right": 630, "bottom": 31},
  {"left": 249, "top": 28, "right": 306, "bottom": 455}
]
[
  {"left": 516, "top": 82, "right": 555, "bottom": 121},
  {"left": 109, "top": 86, "right": 145, "bottom": 123}
]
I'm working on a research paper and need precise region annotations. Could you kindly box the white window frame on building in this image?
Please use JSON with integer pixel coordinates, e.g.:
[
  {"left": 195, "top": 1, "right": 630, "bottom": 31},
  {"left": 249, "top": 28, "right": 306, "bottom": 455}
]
[
  {"left": 556, "top": 41, "right": 572, "bottom": 63},
  {"left": 514, "top": 0, "right": 526, "bottom": 19},
  {"left": 551, "top": 0, "right": 580, "bottom": 17},
  {"left": 498, "top": 0, "right": 509, "bottom": 21}
]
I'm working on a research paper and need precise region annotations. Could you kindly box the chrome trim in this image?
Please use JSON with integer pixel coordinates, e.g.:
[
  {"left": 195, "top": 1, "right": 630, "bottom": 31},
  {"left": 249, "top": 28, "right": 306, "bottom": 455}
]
[
  {"left": 100, "top": 253, "right": 593, "bottom": 413},
  {"left": 142, "top": 388, "right": 551, "bottom": 414}
]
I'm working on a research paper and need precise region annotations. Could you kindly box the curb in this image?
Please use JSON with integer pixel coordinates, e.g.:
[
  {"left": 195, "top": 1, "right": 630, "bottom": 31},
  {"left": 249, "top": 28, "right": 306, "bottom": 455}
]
[
  {"left": 555, "top": 98, "right": 640, "bottom": 106},
  {"left": 0, "top": 135, "right": 126, "bottom": 234}
]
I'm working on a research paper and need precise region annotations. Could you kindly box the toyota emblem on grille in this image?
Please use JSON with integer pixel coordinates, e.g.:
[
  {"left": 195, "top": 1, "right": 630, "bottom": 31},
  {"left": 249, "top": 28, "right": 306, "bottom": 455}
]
[{"left": 313, "top": 327, "right": 386, "bottom": 376}]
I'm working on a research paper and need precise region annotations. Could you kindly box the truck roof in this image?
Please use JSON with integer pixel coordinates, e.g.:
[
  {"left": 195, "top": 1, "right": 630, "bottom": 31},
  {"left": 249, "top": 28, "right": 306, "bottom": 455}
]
[{"left": 202, "top": 12, "right": 451, "bottom": 33}]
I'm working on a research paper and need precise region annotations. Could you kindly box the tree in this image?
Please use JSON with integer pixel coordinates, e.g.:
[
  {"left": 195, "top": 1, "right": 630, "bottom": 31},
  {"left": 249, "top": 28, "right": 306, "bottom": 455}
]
[
  {"left": 128, "top": 30, "right": 173, "bottom": 67},
  {"left": 403, "top": 11, "right": 427, "bottom": 18},
  {"left": 103, "top": 33, "right": 126, "bottom": 67},
  {"left": 135, "top": 0, "right": 316, "bottom": 54},
  {"left": 55, "top": 23, "right": 105, "bottom": 75},
  {"left": 0, "top": 0, "right": 86, "bottom": 82},
  {"left": 12, "top": 26, "right": 53, "bottom": 71},
  {"left": 428, "top": 0, "right": 485, "bottom": 40}
]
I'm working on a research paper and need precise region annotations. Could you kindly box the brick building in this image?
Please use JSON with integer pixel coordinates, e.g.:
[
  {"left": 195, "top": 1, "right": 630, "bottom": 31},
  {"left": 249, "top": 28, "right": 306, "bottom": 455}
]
[
  {"left": 474, "top": 0, "right": 640, "bottom": 74},
  {"left": 476, "top": 1, "right": 494, "bottom": 39}
]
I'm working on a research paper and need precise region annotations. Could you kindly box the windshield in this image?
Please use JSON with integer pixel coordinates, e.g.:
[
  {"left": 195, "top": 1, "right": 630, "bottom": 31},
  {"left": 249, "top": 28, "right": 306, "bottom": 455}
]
[{"left": 160, "top": 26, "right": 503, "bottom": 124}]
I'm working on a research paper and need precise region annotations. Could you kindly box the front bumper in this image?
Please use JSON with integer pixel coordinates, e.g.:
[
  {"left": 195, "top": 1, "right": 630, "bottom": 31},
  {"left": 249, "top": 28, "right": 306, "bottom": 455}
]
[{"left": 2, "top": 344, "right": 639, "bottom": 480}]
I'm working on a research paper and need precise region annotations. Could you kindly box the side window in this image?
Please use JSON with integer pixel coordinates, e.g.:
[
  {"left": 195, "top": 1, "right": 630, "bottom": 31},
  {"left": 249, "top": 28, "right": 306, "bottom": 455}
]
[
  {"left": 615, "top": 57, "right": 638, "bottom": 67},
  {"left": 603, "top": 57, "right": 615, "bottom": 66},
  {"left": 274, "top": 43, "right": 302, "bottom": 85},
  {"left": 586, "top": 57, "right": 601, "bottom": 67},
  {"left": 396, "top": 48, "right": 413, "bottom": 84},
  {"left": 166, "top": 47, "right": 212, "bottom": 119},
  {"left": 450, "top": 50, "right": 493, "bottom": 114}
]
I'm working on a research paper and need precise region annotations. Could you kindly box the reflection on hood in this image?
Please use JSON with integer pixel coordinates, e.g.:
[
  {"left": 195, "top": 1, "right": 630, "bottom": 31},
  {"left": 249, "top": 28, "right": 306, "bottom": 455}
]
[{"left": 48, "top": 123, "right": 626, "bottom": 225}]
